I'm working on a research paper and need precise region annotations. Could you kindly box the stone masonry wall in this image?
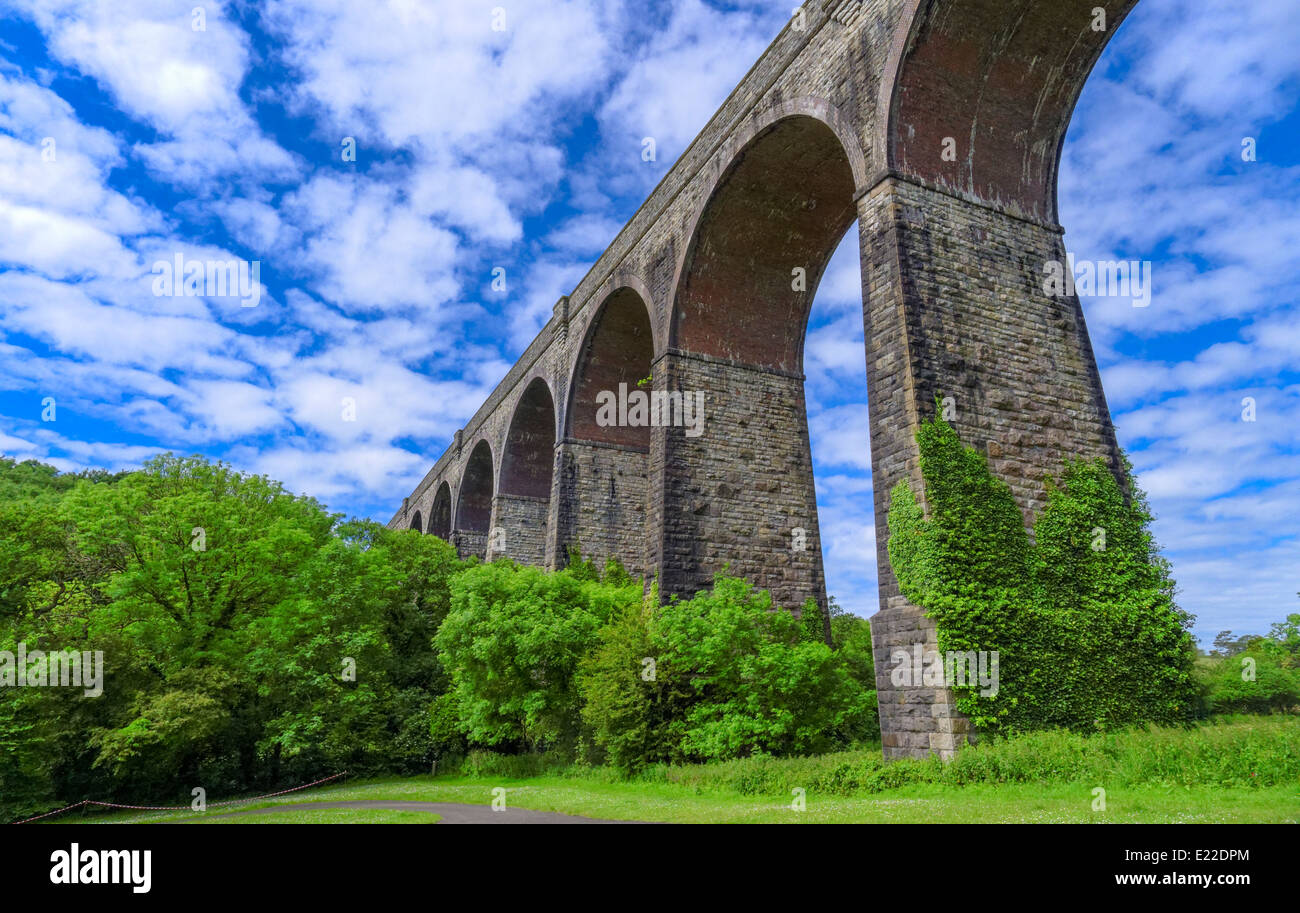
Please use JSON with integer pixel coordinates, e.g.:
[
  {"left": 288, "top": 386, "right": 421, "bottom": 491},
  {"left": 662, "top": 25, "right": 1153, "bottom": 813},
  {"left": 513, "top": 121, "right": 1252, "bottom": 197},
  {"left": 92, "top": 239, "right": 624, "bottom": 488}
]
[
  {"left": 489, "top": 494, "right": 549, "bottom": 565},
  {"left": 857, "top": 178, "right": 1121, "bottom": 758},
  {"left": 651, "top": 352, "right": 826, "bottom": 618},
  {"left": 551, "top": 440, "right": 649, "bottom": 577}
]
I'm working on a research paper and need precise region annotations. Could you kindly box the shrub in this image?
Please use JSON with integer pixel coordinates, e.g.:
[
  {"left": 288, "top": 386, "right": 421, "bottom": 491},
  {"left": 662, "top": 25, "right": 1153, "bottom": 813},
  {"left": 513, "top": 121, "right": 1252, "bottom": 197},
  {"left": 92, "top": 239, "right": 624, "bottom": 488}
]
[
  {"left": 579, "top": 574, "right": 877, "bottom": 769},
  {"left": 436, "top": 561, "right": 642, "bottom": 752},
  {"left": 1201, "top": 651, "right": 1300, "bottom": 714}
]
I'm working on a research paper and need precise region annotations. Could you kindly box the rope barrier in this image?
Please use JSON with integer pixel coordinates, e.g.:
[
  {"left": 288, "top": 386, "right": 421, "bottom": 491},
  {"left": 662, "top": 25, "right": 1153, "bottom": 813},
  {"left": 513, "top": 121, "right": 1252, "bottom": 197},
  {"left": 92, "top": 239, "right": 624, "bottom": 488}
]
[{"left": 13, "top": 772, "right": 349, "bottom": 824}]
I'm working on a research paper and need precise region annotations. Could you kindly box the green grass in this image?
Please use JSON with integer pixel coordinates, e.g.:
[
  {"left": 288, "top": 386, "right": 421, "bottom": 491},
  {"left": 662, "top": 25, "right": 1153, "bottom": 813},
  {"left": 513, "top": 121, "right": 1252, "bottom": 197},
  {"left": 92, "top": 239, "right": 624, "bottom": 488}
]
[
  {"left": 188, "top": 807, "right": 440, "bottom": 824},
  {"left": 64, "top": 716, "right": 1300, "bottom": 824},
  {"left": 633, "top": 715, "right": 1300, "bottom": 795},
  {"left": 77, "top": 777, "right": 1298, "bottom": 824}
]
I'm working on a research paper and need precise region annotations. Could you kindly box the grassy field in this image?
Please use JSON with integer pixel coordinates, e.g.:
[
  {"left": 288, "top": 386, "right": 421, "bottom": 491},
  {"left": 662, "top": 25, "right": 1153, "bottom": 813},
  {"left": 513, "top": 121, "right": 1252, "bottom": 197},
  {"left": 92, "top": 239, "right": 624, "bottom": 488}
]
[
  {"left": 196, "top": 807, "right": 440, "bottom": 824},
  {"left": 74, "top": 777, "right": 1298, "bottom": 824},
  {"left": 64, "top": 717, "right": 1299, "bottom": 824}
]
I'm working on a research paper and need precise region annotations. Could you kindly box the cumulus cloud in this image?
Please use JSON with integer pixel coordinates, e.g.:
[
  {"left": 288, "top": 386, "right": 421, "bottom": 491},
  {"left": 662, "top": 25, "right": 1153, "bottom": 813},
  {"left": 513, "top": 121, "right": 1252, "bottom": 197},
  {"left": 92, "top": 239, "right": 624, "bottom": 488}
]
[
  {"left": 7, "top": 0, "right": 298, "bottom": 187},
  {"left": 0, "top": 0, "right": 1295, "bottom": 641}
]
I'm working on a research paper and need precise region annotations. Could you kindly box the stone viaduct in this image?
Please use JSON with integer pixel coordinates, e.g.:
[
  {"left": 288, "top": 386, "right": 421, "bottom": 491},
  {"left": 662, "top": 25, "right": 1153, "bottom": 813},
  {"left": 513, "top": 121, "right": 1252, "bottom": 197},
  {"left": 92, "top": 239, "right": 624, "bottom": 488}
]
[{"left": 391, "top": 0, "right": 1132, "bottom": 759}]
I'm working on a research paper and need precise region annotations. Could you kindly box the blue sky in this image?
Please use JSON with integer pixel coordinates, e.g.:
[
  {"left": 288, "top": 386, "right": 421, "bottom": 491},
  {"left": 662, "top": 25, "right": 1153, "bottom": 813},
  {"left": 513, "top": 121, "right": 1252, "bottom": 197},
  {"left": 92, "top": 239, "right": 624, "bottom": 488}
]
[{"left": 0, "top": 0, "right": 1296, "bottom": 645}]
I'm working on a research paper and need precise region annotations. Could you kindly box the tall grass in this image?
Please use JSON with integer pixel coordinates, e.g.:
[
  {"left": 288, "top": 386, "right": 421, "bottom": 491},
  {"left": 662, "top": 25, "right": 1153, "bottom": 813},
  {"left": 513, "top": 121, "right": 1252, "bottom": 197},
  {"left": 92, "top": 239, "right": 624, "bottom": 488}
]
[
  {"left": 442, "top": 716, "right": 1299, "bottom": 796},
  {"left": 640, "top": 716, "right": 1299, "bottom": 796}
]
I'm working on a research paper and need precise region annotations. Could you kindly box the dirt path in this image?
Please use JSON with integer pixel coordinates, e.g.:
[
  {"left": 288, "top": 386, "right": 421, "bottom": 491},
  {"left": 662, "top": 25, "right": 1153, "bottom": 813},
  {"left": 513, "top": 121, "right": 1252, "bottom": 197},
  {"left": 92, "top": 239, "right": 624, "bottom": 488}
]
[{"left": 177, "top": 799, "right": 638, "bottom": 824}]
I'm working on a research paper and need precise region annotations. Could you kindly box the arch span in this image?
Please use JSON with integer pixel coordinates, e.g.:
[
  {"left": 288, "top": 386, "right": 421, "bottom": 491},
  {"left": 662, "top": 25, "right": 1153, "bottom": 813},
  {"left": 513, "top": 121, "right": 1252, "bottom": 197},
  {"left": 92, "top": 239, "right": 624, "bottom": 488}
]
[
  {"left": 429, "top": 482, "right": 452, "bottom": 541},
  {"left": 493, "top": 378, "right": 556, "bottom": 565},
  {"left": 656, "top": 112, "right": 857, "bottom": 629},
  {"left": 671, "top": 113, "right": 859, "bottom": 372},
  {"left": 502, "top": 378, "right": 556, "bottom": 498},
  {"left": 552, "top": 287, "right": 654, "bottom": 576},
  {"left": 454, "top": 440, "right": 494, "bottom": 560},
  {"left": 567, "top": 287, "right": 655, "bottom": 447},
  {"left": 882, "top": 0, "right": 1139, "bottom": 224}
]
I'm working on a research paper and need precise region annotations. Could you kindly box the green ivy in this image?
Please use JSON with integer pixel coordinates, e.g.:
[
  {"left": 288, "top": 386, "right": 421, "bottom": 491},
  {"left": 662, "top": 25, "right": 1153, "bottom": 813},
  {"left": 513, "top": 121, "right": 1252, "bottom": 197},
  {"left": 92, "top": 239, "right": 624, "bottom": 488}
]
[{"left": 887, "top": 410, "right": 1197, "bottom": 735}]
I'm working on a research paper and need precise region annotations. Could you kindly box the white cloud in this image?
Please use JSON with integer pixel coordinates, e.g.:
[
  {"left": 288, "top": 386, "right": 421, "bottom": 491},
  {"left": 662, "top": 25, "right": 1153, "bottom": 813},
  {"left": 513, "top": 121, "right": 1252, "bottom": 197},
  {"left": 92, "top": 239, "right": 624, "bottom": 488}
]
[
  {"left": 599, "top": 0, "right": 780, "bottom": 165},
  {"left": 8, "top": 0, "right": 298, "bottom": 186},
  {"left": 510, "top": 258, "right": 591, "bottom": 350},
  {"left": 262, "top": 0, "right": 616, "bottom": 149},
  {"left": 281, "top": 173, "right": 461, "bottom": 315},
  {"left": 809, "top": 404, "right": 872, "bottom": 472},
  {"left": 543, "top": 214, "right": 622, "bottom": 256}
]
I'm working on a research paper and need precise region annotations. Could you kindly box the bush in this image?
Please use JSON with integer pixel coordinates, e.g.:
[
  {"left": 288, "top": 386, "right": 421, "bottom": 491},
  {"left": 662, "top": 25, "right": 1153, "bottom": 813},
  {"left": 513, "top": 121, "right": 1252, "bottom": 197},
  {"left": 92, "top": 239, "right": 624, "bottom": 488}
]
[
  {"left": 578, "top": 574, "right": 877, "bottom": 770},
  {"left": 436, "top": 561, "right": 642, "bottom": 753},
  {"left": 576, "top": 590, "right": 692, "bottom": 771},
  {"left": 1200, "top": 651, "right": 1300, "bottom": 714}
]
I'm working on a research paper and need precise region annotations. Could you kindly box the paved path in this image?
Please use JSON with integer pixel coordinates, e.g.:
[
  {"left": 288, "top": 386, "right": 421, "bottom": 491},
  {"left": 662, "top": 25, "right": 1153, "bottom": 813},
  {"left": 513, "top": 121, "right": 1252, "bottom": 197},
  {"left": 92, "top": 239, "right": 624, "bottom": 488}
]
[{"left": 179, "top": 799, "right": 636, "bottom": 824}]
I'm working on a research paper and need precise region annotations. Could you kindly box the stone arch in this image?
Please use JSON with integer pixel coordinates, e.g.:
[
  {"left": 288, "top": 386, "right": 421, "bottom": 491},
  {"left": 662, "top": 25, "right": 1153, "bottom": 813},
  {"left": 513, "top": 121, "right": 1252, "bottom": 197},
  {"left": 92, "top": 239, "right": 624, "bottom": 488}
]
[
  {"left": 567, "top": 287, "right": 655, "bottom": 447},
  {"left": 429, "top": 481, "right": 452, "bottom": 541},
  {"left": 492, "top": 377, "right": 557, "bottom": 565},
  {"left": 879, "top": 0, "right": 1140, "bottom": 225},
  {"left": 408, "top": 510, "right": 422, "bottom": 533},
  {"left": 552, "top": 286, "right": 654, "bottom": 576},
  {"left": 501, "top": 378, "right": 557, "bottom": 498},
  {"left": 656, "top": 111, "right": 862, "bottom": 627},
  {"left": 670, "top": 113, "right": 859, "bottom": 372},
  {"left": 454, "top": 439, "right": 494, "bottom": 559},
  {"left": 676, "top": 95, "right": 869, "bottom": 286}
]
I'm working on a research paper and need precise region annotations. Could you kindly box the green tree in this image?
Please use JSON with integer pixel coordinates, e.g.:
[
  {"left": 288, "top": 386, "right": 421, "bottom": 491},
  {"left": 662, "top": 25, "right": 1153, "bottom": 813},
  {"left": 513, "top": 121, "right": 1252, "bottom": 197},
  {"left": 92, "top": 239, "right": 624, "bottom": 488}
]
[
  {"left": 579, "top": 575, "right": 877, "bottom": 769},
  {"left": 577, "top": 589, "right": 692, "bottom": 770},
  {"left": 436, "top": 562, "right": 638, "bottom": 751},
  {"left": 0, "top": 455, "right": 464, "bottom": 820},
  {"left": 1199, "top": 612, "right": 1300, "bottom": 714},
  {"left": 660, "top": 576, "right": 873, "bottom": 761}
]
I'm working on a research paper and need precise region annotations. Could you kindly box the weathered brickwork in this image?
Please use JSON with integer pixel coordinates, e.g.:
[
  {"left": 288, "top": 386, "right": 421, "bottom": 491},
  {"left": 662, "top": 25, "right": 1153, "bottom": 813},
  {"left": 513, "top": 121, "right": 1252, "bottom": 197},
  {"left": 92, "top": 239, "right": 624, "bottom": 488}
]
[
  {"left": 390, "top": 0, "right": 1136, "bottom": 759},
  {"left": 489, "top": 494, "right": 548, "bottom": 565},
  {"left": 652, "top": 353, "right": 826, "bottom": 621},
  {"left": 550, "top": 441, "right": 649, "bottom": 578}
]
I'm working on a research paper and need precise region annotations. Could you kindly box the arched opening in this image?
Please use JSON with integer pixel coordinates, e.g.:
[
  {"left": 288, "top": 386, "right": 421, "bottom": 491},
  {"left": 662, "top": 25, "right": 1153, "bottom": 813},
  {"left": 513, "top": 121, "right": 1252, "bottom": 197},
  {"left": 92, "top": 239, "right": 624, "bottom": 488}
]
[
  {"left": 501, "top": 379, "right": 557, "bottom": 498},
  {"left": 673, "top": 115, "right": 858, "bottom": 371},
  {"left": 569, "top": 288, "right": 654, "bottom": 447},
  {"left": 408, "top": 510, "right": 422, "bottom": 533},
  {"left": 428, "top": 481, "right": 452, "bottom": 541},
  {"left": 496, "top": 378, "right": 556, "bottom": 565},
  {"left": 661, "top": 113, "right": 861, "bottom": 631},
  {"left": 556, "top": 287, "right": 654, "bottom": 575},
  {"left": 454, "top": 440, "right": 493, "bottom": 559},
  {"left": 887, "top": 0, "right": 1137, "bottom": 225}
]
